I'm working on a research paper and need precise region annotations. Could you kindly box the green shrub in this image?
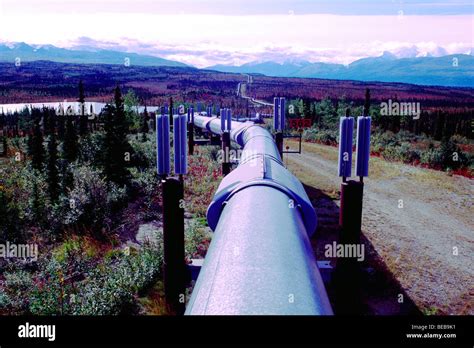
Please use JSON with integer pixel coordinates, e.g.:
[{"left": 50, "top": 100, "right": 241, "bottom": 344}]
[
  {"left": 78, "top": 132, "right": 104, "bottom": 166},
  {"left": 185, "top": 220, "right": 211, "bottom": 259},
  {"left": 128, "top": 136, "right": 156, "bottom": 170},
  {"left": 74, "top": 243, "right": 163, "bottom": 315},
  {"left": 48, "top": 165, "right": 127, "bottom": 236},
  {"left": 450, "top": 135, "right": 471, "bottom": 145},
  {"left": 29, "top": 255, "right": 78, "bottom": 315},
  {"left": 302, "top": 127, "right": 338, "bottom": 145},
  {"left": 1, "top": 271, "right": 33, "bottom": 312},
  {"left": 382, "top": 142, "right": 420, "bottom": 163},
  {"left": 420, "top": 138, "right": 468, "bottom": 170}
]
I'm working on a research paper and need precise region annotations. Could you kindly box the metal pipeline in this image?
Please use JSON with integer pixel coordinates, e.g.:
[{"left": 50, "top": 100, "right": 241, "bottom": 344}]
[{"left": 186, "top": 114, "right": 333, "bottom": 315}]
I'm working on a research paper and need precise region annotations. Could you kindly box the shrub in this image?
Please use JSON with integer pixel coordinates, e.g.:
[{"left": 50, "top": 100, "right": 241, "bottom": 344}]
[
  {"left": 48, "top": 165, "right": 127, "bottom": 236},
  {"left": 302, "top": 127, "right": 338, "bottom": 145},
  {"left": 78, "top": 132, "right": 104, "bottom": 166},
  {"left": 73, "top": 243, "right": 163, "bottom": 315},
  {"left": 382, "top": 142, "right": 420, "bottom": 163},
  {"left": 130, "top": 168, "right": 161, "bottom": 221},
  {"left": 185, "top": 219, "right": 211, "bottom": 259},
  {"left": 1, "top": 271, "right": 33, "bottom": 312},
  {"left": 29, "top": 256, "right": 75, "bottom": 315},
  {"left": 420, "top": 138, "right": 468, "bottom": 170},
  {"left": 128, "top": 136, "right": 156, "bottom": 170},
  {"left": 27, "top": 240, "right": 163, "bottom": 315},
  {"left": 450, "top": 135, "right": 471, "bottom": 145}
]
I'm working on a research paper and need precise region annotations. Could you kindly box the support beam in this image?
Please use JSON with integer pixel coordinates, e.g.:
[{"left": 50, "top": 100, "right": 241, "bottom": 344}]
[
  {"left": 221, "top": 131, "right": 231, "bottom": 176},
  {"left": 162, "top": 177, "right": 186, "bottom": 315}
]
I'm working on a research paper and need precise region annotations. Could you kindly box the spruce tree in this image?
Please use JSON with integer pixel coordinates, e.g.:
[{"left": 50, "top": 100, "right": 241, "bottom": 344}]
[
  {"left": 63, "top": 115, "right": 78, "bottom": 163},
  {"left": 31, "top": 177, "right": 44, "bottom": 226},
  {"left": 169, "top": 97, "right": 174, "bottom": 127},
  {"left": 140, "top": 105, "right": 149, "bottom": 142},
  {"left": 57, "top": 116, "right": 65, "bottom": 140},
  {"left": 363, "top": 88, "right": 371, "bottom": 116},
  {"left": 78, "top": 80, "right": 88, "bottom": 136},
  {"left": 47, "top": 111, "right": 60, "bottom": 202},
  {"left": 102, "top": 86, "right": 130, "bottom": 186},
  {"left": 31, "top": 115, "right": 45, "bottom": 171},
  {"left": 1, "top": 136, "right": 7, "bottom": 156}
]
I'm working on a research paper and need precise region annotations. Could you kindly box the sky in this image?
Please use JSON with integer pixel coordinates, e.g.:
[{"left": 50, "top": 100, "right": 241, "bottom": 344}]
[{"left": 0, "top": 0, "right": 473, "bottom": 67}]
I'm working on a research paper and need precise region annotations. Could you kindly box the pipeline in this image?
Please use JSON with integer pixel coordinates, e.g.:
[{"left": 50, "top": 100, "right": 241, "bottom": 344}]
[{"left": 186, "top": 114, "right": 333, "bottom": 315}]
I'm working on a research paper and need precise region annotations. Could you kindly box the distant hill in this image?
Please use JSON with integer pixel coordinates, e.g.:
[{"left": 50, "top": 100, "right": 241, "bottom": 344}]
[
  {"left": 0, "top": 42, "right": 189, "bottom": 67},
  {"left": 1, "top": 60, "right": 472, "bottom": 109},
  {"left": 208, "top": 53, "right": 474, "bottom": 87}
]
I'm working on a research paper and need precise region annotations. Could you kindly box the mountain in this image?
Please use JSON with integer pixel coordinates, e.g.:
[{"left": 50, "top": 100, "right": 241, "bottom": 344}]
[
  {"left": 0, "top": 42, "right": 188, "bottom": 67},
  {"left": 207, "top": 54, "right": 474, "bottom": 88}
]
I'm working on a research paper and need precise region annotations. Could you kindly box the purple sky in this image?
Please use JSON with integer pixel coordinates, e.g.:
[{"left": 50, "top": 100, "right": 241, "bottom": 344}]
[{"left": 0, "top": 0, "right": 472, "bottom": 67}]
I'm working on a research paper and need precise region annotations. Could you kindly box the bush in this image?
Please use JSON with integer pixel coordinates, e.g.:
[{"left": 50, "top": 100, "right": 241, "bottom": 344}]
[
  {"left": 382, "top": 142, "right": 420, "bottom": 163},
  {"left": 27, "top": 240, "right": 163, "bottom": 315},
  {"left": 29, "top": 257, "right": 74, "bottom": 315},
  {"left": 78, "top": 132, "right": 104, "bottom": 166},
  {"left": 73, "top": 243, "right": 163, "bottom": 315},
  {"left": 185, "top": 219, "right": 211, "bottom": 259},
  {"left": 420, "top": 138, "right": 469, "bottom": 170},
  {"left": 130, "top": 168, "right": 161, "bottom": 221},
  {"left": 302, "top": 127, "right": 338, "bottom": 145},
  {"left": 128, "top": 136, "right": 156, "bottom": 170},
  {"left": 450, "top": 135, "right": 471, "bottom": 145},
  {"left": 1, "top": 271, "right": 33, "bottom": 313},
  {"left": 48, "top": 165, "right": 127, "bottom": 236}
]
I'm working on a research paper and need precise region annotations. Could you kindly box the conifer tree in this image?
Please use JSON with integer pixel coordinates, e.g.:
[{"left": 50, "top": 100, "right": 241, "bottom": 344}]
[
  {"left": 102, "top": 86, "right": 130, "bottom": 186},
  {"left": 46, "top": 110, "right": 60, "bottom": 202},
  {"left": 78, "top": 80, "right": 88, "bottom": 136},
  {"left": 1, "top": 136, "right": 7, "bottom": 156},
  {"left": 57, "top": 115, "right": 65, "bottom": 140},
  {"left": 140, "top": 105, "right": 149, "bottom": 142},
  {"left": 63, "top": 115, "right": 78, "bottom": 162},
  {"left": 363, "top": 88, "right": 371, "bottom": 116},
  {"left": 31, "top": 115, "right": 45, "bottom": 171},
  {"left": 169, "top": 97, "right": 174, "bottom": 127}
]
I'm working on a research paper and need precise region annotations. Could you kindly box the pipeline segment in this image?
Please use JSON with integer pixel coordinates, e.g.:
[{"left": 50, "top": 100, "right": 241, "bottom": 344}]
[{"left": 186, "top": 114, "right": 333, "bottom": 315}]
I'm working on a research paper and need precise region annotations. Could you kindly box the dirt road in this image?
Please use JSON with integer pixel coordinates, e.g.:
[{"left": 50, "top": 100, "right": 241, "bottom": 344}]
[{"left": 286, "top": 141, "right": 473, "bottom": 315}]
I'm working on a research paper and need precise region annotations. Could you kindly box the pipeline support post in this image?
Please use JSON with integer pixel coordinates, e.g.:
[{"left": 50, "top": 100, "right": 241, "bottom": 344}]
[
  {"left": 220, "top": 108, "right": 232, "bottom": 176},
  {"left": 162, "top": 177, "right": 186, "bottom": 315},
  {"left": 156, "top": 112, "right": 187, "bottom": 315},
  {"left": 334, "top": 114, "right": 371, "bottom": 315},
  {"left": 221, "top": 131, "right": 231, "bottom": 176},
  {"left": 335, "top": 180, "right": 363, "bottom": 314},
  {"left": 273, "top": 97, "right": 285, "bottom": 158},
  {"left": 187, "top": 107, "right": 194, "bottom": 155},
  {"left": 275, "top": 132, "right": 284, "bottom": 158}
]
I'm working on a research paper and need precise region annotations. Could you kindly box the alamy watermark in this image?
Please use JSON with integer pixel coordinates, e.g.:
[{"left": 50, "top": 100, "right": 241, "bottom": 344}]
[
  {"left": 380, "top": 99, "right": 421, "bottom": 120},
  {"left": 0, "top": 242, "right": 38, "bottom": 261},
  {"left": 324, "top": 241, "right": 365, "bottom": 261}
]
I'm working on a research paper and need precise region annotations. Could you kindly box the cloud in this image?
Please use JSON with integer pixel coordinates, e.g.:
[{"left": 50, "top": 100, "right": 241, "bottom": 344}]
[{"left": 64, "top": 36, "right": 473, "bottom": 67}]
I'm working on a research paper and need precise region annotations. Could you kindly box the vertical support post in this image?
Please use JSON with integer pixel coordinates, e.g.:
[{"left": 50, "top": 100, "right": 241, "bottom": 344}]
[
  {"left": 226, "top": 109, "right": 232, "bottom": 132},
  {"left": 335, "top": 180, "right": 363, "bottom": 315},
  {"left": 279, "top": 97, "right": 286, "bottom": 130},
  {"left": 337, "top": 117, "right": 354, "bottom": 179},
  {"left": 157, "top": 112, "right": 185, "bottom": 314},
  {"left": 356, "top": 117, "right": 371, "bottom": 178},
  {"left": 335, "top": 113, "right": 371, "bottom": 315},
  {"left": 173, "top": 114, "right": 188, "bottom": 175},
  {"left": 156, "top": 114, "right": 170, "bottom": 176},
  {"left": 274, "top": 97, "right": 285, "bottom": 158},
  {"left": 187, "top": 107, "right": 194, "bottom": 155},
  {"left": 162, "top": 177, "right": 186, "bottom": 315},
  {"left": 221, "top": 131, "right": 231, "bottom": 176},
  {"left": 273, "top": 97, "right": 280, "bottom": 131},
  {"left": 275, "top": 132, "right": 284, "bottom": 158},
  {"left": 221, "top": 109, "right": 231, "bottom": 176}
]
